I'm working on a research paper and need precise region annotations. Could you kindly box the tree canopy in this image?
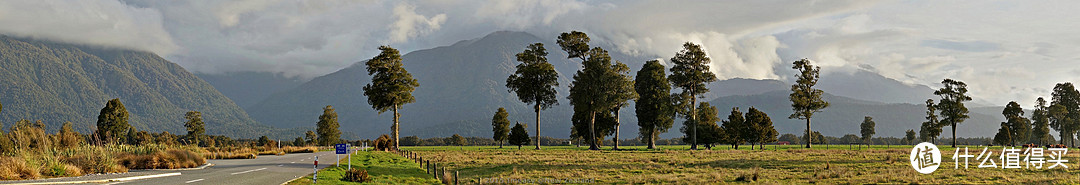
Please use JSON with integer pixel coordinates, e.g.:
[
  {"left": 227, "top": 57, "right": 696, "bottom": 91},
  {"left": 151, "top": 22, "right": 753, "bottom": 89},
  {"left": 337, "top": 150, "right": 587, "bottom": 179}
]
[
  {"left": 96, "top": 99, "right": 131, "bottom": 144},
  {"left": 934, "top": 78, "right": 972, "bottom": 147},
  {"left": 669, "top": 42, "right": 717, "bottom": 150},
  {"left": 635, "top": 60, "right": 675, "bottom": 149},
  {"left": 491, "top": 107, "right": 511, "bottom": 148},
  {"left": 363, "top": 45, "right": 420, "bottom": 149},
  {"left": 316, "top": 105, "right": 341, "bottom": 146}
]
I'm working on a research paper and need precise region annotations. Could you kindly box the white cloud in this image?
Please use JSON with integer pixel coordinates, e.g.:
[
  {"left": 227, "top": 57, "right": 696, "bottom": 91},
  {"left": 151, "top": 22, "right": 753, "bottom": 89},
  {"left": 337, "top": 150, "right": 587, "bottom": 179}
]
[
  {"left": 389, "top": 2, "right": 446, "bottom": 43},
  {"left": 5, "top": 0, "right": 1080, "bottom": 107},
  {"left": 0, "top": 0, "right": 178, "bottom": 55}
]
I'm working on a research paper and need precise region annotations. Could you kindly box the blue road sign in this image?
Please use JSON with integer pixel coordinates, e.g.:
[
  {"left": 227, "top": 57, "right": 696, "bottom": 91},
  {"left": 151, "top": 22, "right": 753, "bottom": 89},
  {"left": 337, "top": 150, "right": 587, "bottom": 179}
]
[{"left": 335, "top": 144, "right": 347, "bottom": 154}]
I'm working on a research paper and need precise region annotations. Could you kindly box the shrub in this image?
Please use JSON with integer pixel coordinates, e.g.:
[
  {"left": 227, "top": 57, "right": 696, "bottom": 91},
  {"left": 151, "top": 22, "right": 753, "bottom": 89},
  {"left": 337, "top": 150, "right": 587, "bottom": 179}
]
[
  {"left": 343, "top": 168, "right": 371, "bottom": 183},
  {"left": 374, "top": 134, "right": 394, "bottom": 151},
  {"left": 0, "top": 156, "right": 38, "bottom": 180}
]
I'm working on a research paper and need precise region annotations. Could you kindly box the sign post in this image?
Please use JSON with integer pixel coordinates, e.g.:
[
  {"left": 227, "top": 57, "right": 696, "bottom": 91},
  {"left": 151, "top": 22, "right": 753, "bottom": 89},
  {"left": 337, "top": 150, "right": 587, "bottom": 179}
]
[
  {"left": 313, "top": 156, "right": 318, "bottom": 183},
  {"left": 347, "top": 144, "right": 352, "bottom": 171},
  {"left": 335, "top": 144, "right": 348, "bottom": 168}
]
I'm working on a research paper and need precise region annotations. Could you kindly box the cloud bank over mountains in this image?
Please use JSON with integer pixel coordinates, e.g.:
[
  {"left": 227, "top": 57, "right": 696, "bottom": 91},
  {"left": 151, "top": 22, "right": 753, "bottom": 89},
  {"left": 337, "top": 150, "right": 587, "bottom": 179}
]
[{"left": 2, "top": 0, "right": 1078, "bottom": 107}]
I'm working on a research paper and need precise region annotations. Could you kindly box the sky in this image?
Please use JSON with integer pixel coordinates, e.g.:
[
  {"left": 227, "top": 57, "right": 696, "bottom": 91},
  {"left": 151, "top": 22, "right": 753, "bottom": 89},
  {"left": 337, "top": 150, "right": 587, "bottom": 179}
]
[{"left": 1, "top": 0, "right": 1079, "bottom": 107}]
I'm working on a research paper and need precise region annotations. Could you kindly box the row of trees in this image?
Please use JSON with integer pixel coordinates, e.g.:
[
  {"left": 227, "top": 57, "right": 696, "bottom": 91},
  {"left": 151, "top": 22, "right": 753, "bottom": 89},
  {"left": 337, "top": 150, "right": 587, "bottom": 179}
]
[
  {"left": 496, "top": 31, "right": 821, "bottom": 150},
  {"left": 989, "top": 83, "right": 1080, "bottom": 146},
  {"left": 0, "top": 98, "right": 296, "bottom": 155}
]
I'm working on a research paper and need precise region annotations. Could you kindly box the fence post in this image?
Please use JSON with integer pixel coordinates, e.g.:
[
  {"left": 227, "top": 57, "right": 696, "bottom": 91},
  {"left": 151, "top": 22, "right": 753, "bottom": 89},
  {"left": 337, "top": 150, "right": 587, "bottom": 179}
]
[
  {"left": 454, "top": 170, "right": 459, "bottom": 185},
  {"left": 433, "top": 163, "right": 439, "bottom": 179}
]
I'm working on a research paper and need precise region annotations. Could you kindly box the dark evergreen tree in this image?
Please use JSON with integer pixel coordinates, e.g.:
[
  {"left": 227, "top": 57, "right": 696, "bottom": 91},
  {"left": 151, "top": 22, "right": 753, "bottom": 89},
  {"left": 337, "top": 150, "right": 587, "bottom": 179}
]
[
  {"left": 635, "top": 60, "right": 675, "bottom": 149},
  {"left": 451, "top": 134, "right": 467, "bottom": 146},
  {"left": 789, "top": 59, "right": 829, "bottom": 148},
  {"left": 258, "top": 136, "right": 271, "bottom": 147},
  {"left": 293, "top": 137, "right": 305, "bottom": 146},
  {"left": 905, "top": 129, "right": 917, "bottom": 145},
  {"left": 508, "top": 123, "right": 531, "bottom": 149},
  {"left": 720, "top": 107, "right": 746, "bottom": 149},
  {"left": 305, "top": 130, "right": 317, "bottom": 146},
  {"left": 860, "top": 116, "right": 876, "bottom": 147},
  {"left": 1031, "top": 97, "right": 1054, "bottom": 145},
  {"left": 920, "top": 99, "right": 942, "bottom": 144},
  {"left": 491, "top": 108, "right": 511, "bottom": 148},
  {"left": 184, "top": 111, "right": 205, "bottom": 146},
  {"left": 1051, "top": 83, "right": 1080, "bottom": 147},
  {"left": 680, "top": 103, "right": 721, "bottom": 149},
  {"left": 317, "top": 105, "right": 341, "bottom": 146},
  {"left": 999, "top": 101, "right": 1030, "bottom": 146},
  {"left": 363, "top": 46, "right": 420, "bottom": 150},
  {"left": 506, "top": 43, "right": 560, "bottom": 150},
  {"left": 96, "top": 99, "right": 130, "bottom": 145},
  {"left": 746, "top": 107, "right": 777, "bottom": 150}
]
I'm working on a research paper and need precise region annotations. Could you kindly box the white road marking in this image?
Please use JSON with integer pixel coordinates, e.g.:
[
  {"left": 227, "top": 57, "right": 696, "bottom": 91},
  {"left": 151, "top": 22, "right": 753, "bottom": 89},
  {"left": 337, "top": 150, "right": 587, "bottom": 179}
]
[
  {"left": 185, "top": 179, "right": 205, "bottom": 183},
  {"left": 230, "top": 167, "right": 267, "bottom": 175}
]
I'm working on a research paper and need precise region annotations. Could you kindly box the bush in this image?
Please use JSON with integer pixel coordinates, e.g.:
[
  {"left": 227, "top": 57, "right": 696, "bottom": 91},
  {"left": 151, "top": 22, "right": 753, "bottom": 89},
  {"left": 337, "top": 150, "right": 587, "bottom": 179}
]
[
  {"left": 117, "top": 150, "right": 205, "bottom": 169},
  {"left": 0, "top": 156, "right": 38, "bottom": 180},
  {"left": 343, "top": 168, "right": 370, "bottom": 183},
  {"left": 374, "top": 134, "right": 394, "bottom": 151}
]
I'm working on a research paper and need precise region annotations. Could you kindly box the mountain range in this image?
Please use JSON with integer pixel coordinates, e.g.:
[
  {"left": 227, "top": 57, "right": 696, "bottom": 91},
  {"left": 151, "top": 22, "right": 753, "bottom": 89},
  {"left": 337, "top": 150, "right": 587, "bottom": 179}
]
[
  {"left": 0, "top": 36, "right": 280, "bottom": 138},
  {"left": 239, "top": 31, "right": 1007, "bottom": 139},
  {"left": 2, "top": 31, "right": 1008, "bottom": 141}
]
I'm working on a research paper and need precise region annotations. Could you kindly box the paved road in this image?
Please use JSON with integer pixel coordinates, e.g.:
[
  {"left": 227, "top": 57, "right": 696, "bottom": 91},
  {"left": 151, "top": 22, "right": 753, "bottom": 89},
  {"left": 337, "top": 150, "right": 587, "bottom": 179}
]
[{"left": 110, "top": 151, "right": 341, "bottom": 185}]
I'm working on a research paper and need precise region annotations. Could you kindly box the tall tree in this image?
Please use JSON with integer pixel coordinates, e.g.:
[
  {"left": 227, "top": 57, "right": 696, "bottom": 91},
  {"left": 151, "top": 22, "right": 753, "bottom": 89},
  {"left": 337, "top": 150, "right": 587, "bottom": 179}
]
[
  {"left": 1051, "top": 82, "right": 1080, "bottom": 147},
  {"left": 993, "top": 122, "right": 1012, "bottom": 146},
  {"left": 491, "top": 108, "right": 511, "bottom": 148},
  {"left": 560, "top": 31, "right": 633, "bottom": 150},
  {"left": 669, "top": 42, "right": 718, "bottom": 150},
  {"left": 635, "top": 60, "right": 675, "bottom": 149},
  {"left": 317, "top": 105, "right": 341, "bottom": 146},
  {"left": 789, "top": 59, "right": 829, "bottom": 148},
  {"left": 608, "top": 59, "right": 637, "bottom": 150},
  {"left": 860, "top": 116, "right": 876, "bottom": 147},
  {"left": 746, "top": 107, "right": 777, "bottom": 150},
  {"left": 508, "top": 123, "right": 531, "bottom": 149},
  {"left": 293, "top": 137, "right": 304, "bottom": 146},
  {"left": 905, "top": 129, "right": 917, "bottom": 145},
  {"left": 721, "top": 107, "right": 746, "bottom": 149},
  {"left": 680, "top": 102, "right": 721, "bottom": 149},
  {"left": 363, "top": 46, "right": 420, "bottom": 150},
  {"left": 920, "top": 99, "right": 942, "bottom": 144},
  {"left": 1000, "top": 101, "right": 1031, "bottom": 146},
  {"left": 934, "top": 79, "right": 972, "bottom": 148},
  {"left": 184, "top": 111, "right": 205, "bottom": 146},
  {"left": 96, "top": 99, "right": 131, "bottom": 145},
  {"left": 506, "top": 43, "right": 560, "bottom": 150},
  {"left": 1031, "top": 97, "right": 1054, "bottom": 145}
]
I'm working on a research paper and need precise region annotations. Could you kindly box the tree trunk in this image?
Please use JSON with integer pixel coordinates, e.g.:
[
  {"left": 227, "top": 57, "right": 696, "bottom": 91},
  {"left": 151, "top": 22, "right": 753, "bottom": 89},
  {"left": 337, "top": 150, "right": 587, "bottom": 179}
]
[
  {"left": 647, "top": 127, "right": 656, "bottom": 149},
  {"left": 393, "top": 104, "right": 400, "bottom": 150},
  {"left": 951, "top": 123, "right": 956, "bottom": 148},
  {"left": 805, "top": 118, "right": 812, "bottom": 148},
  {"left": 613, "top": 108, "right": 621, "bottom": 150},
  {"left": 588, "top": 108, "right": 599, "bottom": 150},
  {"left": 690, "top": 94, "right": 698, "bottom": 150},
  {"left": 535, "top": 103, "right": 541, "bottom": 150}
]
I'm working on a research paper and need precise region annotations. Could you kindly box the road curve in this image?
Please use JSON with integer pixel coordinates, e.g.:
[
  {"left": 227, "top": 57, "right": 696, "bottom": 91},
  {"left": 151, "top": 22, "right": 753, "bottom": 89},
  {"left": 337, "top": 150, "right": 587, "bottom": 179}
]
[{"left": 113, "top": 151, "right": 340, "bottom": 185}]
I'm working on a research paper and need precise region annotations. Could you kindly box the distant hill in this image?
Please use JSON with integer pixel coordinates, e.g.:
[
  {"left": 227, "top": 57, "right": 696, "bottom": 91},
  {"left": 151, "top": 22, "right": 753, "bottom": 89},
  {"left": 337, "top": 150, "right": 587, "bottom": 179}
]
[
  {"left": 817, "top": 70, "right": 937, "bottom": 104},
  {"left": 0, "top": 36, "right": 279, "bottom": 138},
  {"left": 196, "top": 71, "right": 305, "bottom": 108}
]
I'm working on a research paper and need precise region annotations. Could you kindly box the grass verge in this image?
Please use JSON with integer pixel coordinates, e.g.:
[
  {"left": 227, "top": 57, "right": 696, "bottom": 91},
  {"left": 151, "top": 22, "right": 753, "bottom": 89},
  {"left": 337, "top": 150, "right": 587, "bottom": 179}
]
[{"left": 286, "top": 150, "right": 440, "bottom": 185}]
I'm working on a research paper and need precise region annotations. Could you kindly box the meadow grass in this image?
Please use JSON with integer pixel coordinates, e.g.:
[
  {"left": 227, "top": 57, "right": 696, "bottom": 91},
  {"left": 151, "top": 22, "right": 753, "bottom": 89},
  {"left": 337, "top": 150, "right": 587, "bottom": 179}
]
[
  {"left": 287, "top": 150, "right": 441, "bottom": 185},
  {"left": 394, "top": 144, "right": 1080, "bottom": 184}
]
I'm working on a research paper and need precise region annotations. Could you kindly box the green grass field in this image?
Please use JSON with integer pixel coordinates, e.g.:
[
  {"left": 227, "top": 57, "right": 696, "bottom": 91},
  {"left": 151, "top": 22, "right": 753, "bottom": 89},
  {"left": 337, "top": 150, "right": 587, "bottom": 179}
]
[
  {"left": 295, "top": 144, "right": 1080, "bottom": 184},
  {"left": 286, "top": 150, "right": 440, "bottom": 185}
]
